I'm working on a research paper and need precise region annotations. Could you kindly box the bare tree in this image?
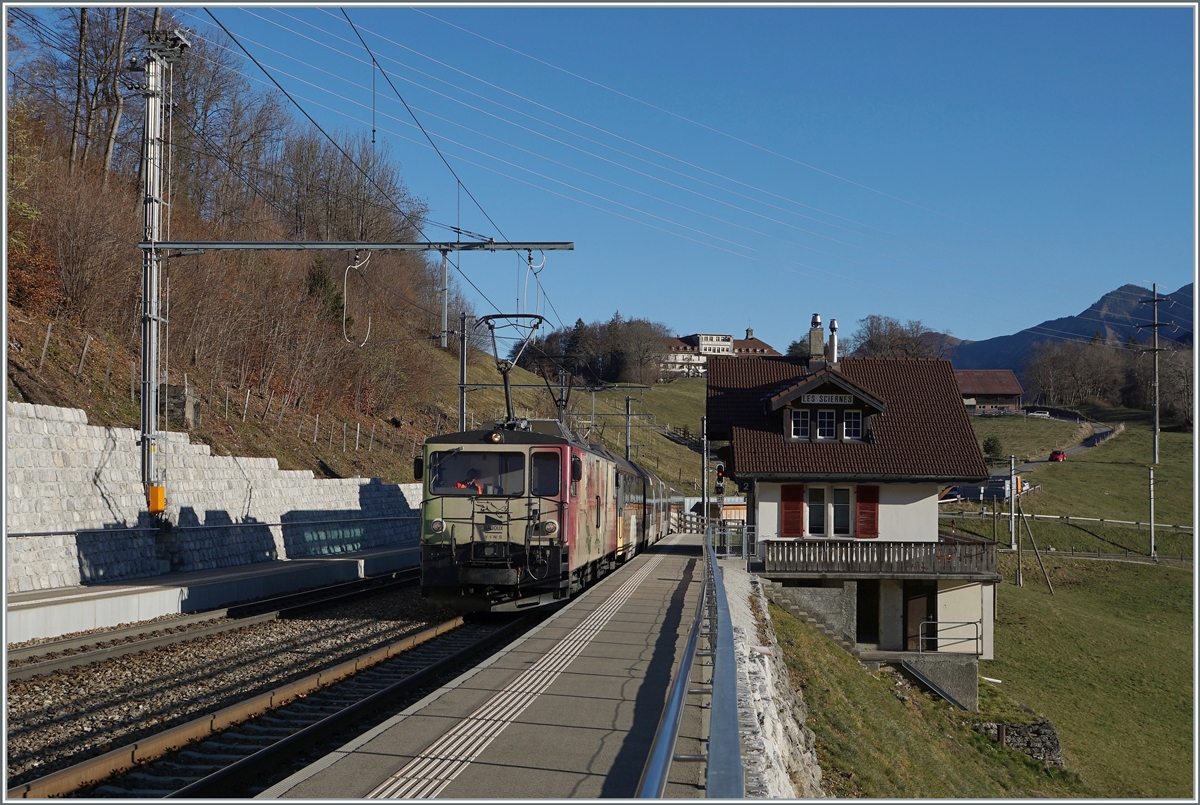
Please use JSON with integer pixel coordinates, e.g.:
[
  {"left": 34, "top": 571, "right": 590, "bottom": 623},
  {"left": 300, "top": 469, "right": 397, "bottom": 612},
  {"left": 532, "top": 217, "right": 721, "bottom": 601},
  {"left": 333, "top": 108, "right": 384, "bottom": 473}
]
[{"left": 844, "top": 314, "right": 948, "bottom": 358}]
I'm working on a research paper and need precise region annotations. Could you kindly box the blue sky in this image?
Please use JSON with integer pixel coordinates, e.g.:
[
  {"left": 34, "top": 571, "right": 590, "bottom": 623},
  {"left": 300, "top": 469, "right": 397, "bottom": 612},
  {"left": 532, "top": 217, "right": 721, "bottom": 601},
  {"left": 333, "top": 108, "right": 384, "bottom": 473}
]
[{"left": 182, "top": 5, "right": 1194, "bottom": 351}]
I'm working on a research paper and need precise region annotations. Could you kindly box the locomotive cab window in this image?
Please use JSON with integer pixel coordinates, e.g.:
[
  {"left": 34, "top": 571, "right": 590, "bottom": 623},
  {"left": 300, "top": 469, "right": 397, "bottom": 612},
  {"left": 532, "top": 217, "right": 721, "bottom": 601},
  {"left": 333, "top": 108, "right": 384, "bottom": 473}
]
[
  {"left": 531, "top": 452, "right": 561, "bottom": 497},
  {"left": 430, "top": 451, "right": 525, "bottom": 496}
]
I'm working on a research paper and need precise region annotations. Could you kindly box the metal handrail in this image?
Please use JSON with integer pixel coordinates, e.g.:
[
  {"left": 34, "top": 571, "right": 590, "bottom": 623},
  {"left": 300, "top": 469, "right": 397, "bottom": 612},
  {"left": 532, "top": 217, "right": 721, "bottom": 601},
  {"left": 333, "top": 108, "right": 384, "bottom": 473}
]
[
  {"left": 705, "top": 535, "right": 745, "bottom": 797},
  {"left": 918, "top": 619, "right": 981, "bottom": 655},
  {"left": 636, "top": 528, "right": 744, "bottom": 798}
]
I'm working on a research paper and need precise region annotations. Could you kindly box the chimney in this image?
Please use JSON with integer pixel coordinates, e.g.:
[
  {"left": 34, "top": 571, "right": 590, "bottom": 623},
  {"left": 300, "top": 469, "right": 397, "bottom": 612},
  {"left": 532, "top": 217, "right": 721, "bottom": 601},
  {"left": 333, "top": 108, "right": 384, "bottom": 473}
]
[
  {"left": 746, "top": 327, "right": 754, "bottom": 340},
  {"left": 809, "top": 313, "right": 826, "bottom": 369},
  {"left": 828, "top": 318, "right": 840, "bottom": 369}
]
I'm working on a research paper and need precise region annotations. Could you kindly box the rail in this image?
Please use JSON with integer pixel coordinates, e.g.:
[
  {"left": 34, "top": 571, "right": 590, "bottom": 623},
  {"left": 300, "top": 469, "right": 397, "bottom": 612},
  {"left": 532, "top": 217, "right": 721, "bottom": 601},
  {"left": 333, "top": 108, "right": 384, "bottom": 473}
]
[
  {"left": 762, "top": 539, "right": 998, "bottom": 576},
  {"left": 919, "top": 619, "right": 981, "bottom": 655},
  {"left": 637, "top": 528, "right": 743, "bottom": 798}
]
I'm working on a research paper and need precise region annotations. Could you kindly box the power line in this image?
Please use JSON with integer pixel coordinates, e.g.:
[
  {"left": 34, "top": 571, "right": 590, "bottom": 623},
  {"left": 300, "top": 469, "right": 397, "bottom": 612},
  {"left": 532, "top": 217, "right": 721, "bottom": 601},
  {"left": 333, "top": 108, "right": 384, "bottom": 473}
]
[
  {"left": 204, "top": 8, "right": 432, "bottom": 244},
  {"left": 206, "top": 8, "right": 1139, "bottom": 323}
]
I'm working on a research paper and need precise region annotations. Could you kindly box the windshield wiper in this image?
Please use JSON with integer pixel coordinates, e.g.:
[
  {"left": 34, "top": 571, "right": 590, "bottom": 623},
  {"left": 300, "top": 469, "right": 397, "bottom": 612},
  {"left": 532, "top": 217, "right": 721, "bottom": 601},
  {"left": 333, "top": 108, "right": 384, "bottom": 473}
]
[{"left": 432, "top": 447, "right": 463, "bottom": 469}]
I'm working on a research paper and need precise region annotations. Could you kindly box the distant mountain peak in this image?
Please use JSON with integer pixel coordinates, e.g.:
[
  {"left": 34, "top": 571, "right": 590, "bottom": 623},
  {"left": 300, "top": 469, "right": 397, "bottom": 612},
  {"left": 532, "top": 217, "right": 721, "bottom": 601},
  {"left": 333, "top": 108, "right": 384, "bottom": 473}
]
[{"left": 949, "top": 282, "right": 1193, "bottom": 372}]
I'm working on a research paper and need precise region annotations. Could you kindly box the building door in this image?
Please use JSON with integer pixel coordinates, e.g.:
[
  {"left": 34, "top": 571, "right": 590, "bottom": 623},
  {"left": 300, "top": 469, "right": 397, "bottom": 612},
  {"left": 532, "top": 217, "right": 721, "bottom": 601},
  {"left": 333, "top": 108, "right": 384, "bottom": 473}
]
[
  {"left": 903, "top": 581, "right": 938, "bottom": 651},
  {"left": 856, "top": 580, "right": 880, "bottom": 644}
]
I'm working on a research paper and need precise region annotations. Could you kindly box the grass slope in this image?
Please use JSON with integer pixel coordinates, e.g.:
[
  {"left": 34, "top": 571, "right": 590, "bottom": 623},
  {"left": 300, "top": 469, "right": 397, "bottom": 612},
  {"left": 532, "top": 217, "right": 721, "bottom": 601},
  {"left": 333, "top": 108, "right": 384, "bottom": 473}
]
[
  {"left": 954, "top": 408, "right": 1194, "bottom": 558},
  {"left": 982, "top": 555, "right": 1194, "bottom": 798},
  {"left": 771, "top": 603, "right": 1094, "bottom": 798},
  {"left": 971, "top": 415, "right": 1091, "bottom": 463}
]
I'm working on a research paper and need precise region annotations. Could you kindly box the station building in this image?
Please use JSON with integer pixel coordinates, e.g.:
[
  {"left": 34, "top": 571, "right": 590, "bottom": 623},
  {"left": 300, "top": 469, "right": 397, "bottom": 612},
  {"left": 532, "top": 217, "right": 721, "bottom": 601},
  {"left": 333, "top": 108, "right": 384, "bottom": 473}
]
[{"left": 706, "top": 316, "right": 998, "bottom": 672}]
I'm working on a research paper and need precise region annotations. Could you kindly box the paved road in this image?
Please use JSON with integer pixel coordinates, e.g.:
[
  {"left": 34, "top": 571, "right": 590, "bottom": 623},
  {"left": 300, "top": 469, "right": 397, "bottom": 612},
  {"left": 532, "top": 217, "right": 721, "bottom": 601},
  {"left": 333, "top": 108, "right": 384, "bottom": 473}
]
[{"left": 988, "top": 417, "right": 1114, "bottom": 478}]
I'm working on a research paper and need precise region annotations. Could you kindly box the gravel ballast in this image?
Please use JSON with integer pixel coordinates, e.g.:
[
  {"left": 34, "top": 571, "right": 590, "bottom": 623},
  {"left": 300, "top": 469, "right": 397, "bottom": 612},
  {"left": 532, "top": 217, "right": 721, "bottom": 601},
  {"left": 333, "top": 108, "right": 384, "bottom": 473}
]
[{"left": 5, "top": 587, "right": 457, "bottom": 788}]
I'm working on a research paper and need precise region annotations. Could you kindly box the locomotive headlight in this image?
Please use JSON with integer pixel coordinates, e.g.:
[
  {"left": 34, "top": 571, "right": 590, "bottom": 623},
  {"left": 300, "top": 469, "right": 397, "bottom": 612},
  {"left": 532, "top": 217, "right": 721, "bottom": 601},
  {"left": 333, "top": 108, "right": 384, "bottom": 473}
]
[
  {"left": 543, "top": 519, "right": 558, "bottom": 535},
  {"left": 430, "top": 518, "right": 446, "bottom": 534},
  {"left": 489, "top": 431, "right": 503, "bottom": 443}
]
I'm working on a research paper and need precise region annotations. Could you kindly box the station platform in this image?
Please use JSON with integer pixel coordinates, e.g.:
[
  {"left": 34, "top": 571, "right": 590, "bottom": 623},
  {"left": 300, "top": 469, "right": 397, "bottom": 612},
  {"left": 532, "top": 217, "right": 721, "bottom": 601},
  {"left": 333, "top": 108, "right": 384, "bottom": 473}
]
[
  {"left": 5, "top": 545, "right": 419, "bottom": 645},
  {"left": 261, "top": 533, "right": 707, "bottom": 799}
]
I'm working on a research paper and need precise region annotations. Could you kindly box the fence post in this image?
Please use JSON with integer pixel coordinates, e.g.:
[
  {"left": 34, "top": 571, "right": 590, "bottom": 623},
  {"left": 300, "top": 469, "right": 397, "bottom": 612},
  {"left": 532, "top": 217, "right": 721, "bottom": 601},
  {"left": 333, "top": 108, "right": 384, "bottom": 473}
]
[
  {"left": 38, "top": 322, "right": 52, "bottom": 371},
  {"left": 314, "top": 413, "right": 320, "bottom": 444},
  {"left": 343, "top": 422, "right": 347, "bottom": 452},
  {"left": 224, "top": 388, "right": 230, "bottom": 420},
  {"left": 355, "top": 423, "right": 360, "bottom": 451},
  {"left": 243, "top": 388, "right": 250, "bottom": 422},
  {"left": 75, "top": 333, "right": 91, "bottom": 377},
  {"left": 261, "top": 389, "right": 274, "bottom": 422},
  {"left": 103, "top": 348, "right": 113, "bottom": 391}
]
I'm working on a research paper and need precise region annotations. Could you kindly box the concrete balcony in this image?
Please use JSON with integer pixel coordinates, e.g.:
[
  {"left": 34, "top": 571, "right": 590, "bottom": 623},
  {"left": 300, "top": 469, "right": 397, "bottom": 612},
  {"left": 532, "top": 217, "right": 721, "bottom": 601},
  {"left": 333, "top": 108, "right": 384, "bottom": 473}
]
[{"left": 761, "top": 537, "right": 1000, "bottom": 581}]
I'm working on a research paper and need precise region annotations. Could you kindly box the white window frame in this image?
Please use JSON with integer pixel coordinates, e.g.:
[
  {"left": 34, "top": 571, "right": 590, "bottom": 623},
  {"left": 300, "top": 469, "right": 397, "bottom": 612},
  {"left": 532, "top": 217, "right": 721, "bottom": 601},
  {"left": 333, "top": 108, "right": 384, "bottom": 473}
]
[
  {"left": 790, "top": 409, "right": 809, "bottom": 440},
  {"left": 805, "top": 484, "right": 856, "bottom": 537},
  {"left": 816, "top": 409, "right": 836, "bottom": 440},
  {"left": 844, "top": 410, "right": 863, "bottom": 440}
]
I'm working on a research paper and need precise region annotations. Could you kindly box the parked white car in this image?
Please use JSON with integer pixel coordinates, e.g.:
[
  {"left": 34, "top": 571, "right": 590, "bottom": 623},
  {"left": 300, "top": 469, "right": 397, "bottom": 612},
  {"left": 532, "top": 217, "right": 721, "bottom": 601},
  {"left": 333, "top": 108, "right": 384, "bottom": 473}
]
[{"left": 1028, "top": 411, "right": 1051, "bottom": 418}]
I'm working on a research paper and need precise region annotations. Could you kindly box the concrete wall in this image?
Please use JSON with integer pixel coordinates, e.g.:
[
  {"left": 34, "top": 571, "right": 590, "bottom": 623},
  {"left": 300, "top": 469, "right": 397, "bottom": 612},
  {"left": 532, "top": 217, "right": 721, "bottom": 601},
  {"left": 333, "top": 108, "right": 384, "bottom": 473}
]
[
  {"left": 775, "top": 581, "right": 856, "bottom": 644},
  {"left": 937, "top": 579, "right": 994, "bottom": 661},
  {"left": 879, "top": 579, "right": 904, "bottom": 651},
  {"left": 754, "top": 483, "right": 781, "bottom": 540},
  {"left": 6, "top": 402, "right": 421, "bottom": 592},
  {"left": 877, "top": 483, "right": 938, "bottom": 541}
]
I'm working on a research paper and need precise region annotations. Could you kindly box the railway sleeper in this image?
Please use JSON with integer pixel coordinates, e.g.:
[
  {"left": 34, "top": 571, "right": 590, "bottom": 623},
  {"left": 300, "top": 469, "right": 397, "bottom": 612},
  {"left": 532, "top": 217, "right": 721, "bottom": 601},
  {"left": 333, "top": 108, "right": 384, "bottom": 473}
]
[
  {"left": 121, "top": 770, "right": 211, "bottom": 786},
  {"left": 92, "top": 785, "right": 177, "bottom": 797},
  {"left": 286, "top": 702, "right": 352, "bottom": 716},
  {"left": 200, "top": 732, "right": 278, "bottom": 748},
  {"left": 237, "top": 722, "right": 300, "bottom": 737},
  {"left": 177, "top": 749, "right": 253, "bottom": 764}
]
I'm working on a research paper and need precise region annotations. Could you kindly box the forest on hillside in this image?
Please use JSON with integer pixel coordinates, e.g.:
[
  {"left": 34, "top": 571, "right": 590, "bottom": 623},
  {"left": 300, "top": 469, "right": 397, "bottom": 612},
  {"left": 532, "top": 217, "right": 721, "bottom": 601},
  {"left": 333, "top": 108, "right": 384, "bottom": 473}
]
[{"left": 6, "top": 8, "right": 483, "bottom": 429}]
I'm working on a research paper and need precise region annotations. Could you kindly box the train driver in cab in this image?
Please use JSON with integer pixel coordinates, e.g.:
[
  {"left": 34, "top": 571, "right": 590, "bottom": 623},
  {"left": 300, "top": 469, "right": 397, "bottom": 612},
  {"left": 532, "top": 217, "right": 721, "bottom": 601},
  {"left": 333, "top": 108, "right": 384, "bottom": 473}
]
[{"left": 454, "top": 468, "right": 483, "bottom": 494}]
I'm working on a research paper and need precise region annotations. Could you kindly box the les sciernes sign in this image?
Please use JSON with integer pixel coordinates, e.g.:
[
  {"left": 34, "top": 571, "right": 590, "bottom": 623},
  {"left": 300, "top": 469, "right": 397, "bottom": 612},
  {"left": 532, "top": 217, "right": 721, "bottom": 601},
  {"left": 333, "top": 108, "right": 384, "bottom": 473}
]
[{"left": 801, "top": 393, "right": 854, "bottom": 405}]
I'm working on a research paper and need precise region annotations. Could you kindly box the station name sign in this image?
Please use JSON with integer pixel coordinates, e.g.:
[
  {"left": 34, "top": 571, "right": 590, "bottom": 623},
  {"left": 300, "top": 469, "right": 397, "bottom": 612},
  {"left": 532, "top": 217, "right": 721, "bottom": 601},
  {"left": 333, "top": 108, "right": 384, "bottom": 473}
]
[{"left": 802, "top": 393, "right": 854, "bottom": 405}]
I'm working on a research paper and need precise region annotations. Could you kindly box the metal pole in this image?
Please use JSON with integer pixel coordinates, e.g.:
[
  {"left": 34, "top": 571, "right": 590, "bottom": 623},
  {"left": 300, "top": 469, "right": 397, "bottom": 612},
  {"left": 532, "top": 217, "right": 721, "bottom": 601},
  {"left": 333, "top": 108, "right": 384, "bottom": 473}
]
[
  {"left": 1153, "top": 283, "right": 1160, "bottom": 465},
  {"left": 702, "top": 415, "right": 708, "bottom": 528},
  {"left": 440, "top": 250, "right": 449, "bottom": 349},
  {"left": 458, "top": 310, "right": 467, "bottom": 431},
  {"left": 1150, "top": 466, "right": 1156, "bottom": 558},
  {"left": 1009, "top": 455, "right": 1016, "bottom": 550},
  {"left": 625, "top": 396, "right": 632, "bottom": 461},
  {"left": 140, "top": 49, "right": 163, "bottom": 500}
]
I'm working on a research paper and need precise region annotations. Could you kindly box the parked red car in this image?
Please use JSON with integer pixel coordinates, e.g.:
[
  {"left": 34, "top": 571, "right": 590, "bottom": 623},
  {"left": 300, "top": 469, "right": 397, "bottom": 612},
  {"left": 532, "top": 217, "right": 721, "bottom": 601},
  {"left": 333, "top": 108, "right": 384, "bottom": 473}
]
[{"left": 1049, "top": 450, "right": 1067, "bottom": 462}]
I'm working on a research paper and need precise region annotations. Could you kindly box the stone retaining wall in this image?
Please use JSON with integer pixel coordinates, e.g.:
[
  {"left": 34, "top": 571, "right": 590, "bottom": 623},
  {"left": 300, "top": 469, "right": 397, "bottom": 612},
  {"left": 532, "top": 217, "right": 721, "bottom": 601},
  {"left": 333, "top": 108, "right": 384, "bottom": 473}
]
[
  {"left": 769, "top": 582, "right": 856, "bottom": 644},
  {"left": 976, "top": 720, "right": 1065, "bottom": 766},
  {"left": 6, "top": 402, "right": 421, "bottom": 592}
]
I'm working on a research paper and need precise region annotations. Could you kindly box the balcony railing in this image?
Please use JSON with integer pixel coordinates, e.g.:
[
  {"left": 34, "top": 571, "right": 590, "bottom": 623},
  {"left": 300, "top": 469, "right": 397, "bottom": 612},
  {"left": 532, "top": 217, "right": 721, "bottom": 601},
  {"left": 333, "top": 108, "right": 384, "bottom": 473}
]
[{"left": 762, "top": 539, "right": 998, "bottom": 577}]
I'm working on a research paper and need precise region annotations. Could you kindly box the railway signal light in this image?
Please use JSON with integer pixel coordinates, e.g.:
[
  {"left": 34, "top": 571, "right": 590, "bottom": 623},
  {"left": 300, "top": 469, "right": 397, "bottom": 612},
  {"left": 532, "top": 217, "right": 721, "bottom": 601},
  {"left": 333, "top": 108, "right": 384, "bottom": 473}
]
[{"left": 715, "top": 463, "right": 725, "bottom": 495}]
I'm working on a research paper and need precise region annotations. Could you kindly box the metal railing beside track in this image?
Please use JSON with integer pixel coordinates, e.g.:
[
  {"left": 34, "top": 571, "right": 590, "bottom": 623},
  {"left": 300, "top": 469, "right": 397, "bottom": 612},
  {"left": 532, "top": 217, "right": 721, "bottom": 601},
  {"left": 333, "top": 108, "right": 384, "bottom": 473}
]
[{"left": 636, "top": 526, "right": 743, "bottom": 798}]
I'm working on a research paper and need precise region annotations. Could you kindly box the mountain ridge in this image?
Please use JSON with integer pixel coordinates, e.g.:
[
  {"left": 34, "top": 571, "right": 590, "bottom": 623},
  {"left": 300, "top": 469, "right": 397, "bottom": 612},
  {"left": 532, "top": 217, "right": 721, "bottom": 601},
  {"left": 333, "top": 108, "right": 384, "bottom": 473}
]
[{"left": 948, "top": 282, "right": 1193, "bottom": 372}]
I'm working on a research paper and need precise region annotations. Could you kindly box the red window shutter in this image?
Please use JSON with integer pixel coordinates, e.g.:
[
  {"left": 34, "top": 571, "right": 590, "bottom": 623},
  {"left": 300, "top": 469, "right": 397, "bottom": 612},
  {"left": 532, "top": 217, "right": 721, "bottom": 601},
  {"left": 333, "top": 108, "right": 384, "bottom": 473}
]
[
  {"left": 856, "top": 485, "right": 879, "bottom": 538},
  {"left": 781, "top": 484, "right": 805, "bottom": 538}
]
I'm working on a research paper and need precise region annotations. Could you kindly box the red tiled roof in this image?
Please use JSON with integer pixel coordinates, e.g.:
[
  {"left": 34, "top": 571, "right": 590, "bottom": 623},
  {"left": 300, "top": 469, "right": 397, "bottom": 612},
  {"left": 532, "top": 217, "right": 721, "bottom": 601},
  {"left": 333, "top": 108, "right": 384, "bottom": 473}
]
[
  {"left": 953, "top": 369, "right": 1023, "bottom": 397},
  {"left": 707, "top": 356, "right": 988, "bottom": 481},
  {"left": 733, "top": 337, "right": 781, "bottom": 356}
]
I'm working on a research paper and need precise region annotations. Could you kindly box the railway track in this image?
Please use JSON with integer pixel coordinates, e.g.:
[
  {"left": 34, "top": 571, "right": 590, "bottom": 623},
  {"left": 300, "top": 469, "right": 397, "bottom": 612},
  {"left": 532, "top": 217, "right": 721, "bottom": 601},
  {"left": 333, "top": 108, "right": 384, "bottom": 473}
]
[
  {"left": 7, "top": 569, "right": 420, "bottom": 681},
  {"left": 8, "top": 611, "right": 539, "bottom": 799}
]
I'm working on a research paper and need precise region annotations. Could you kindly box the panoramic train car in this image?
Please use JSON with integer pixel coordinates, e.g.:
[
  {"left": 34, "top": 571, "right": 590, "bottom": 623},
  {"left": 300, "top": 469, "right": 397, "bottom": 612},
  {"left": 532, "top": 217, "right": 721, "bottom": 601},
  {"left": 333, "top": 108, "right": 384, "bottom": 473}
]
[{"left": 415, "top": 418, "right": 677, "bottom": 612}]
